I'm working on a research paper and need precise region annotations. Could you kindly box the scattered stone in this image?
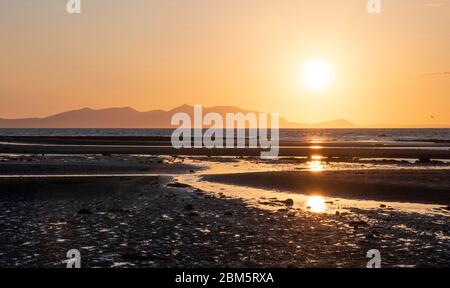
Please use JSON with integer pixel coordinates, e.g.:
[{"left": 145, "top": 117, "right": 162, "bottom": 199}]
[
  {"left": 189, "top": 212, "right": 200, "bottom": 217},
  {"left": 416, "top": 157, "right": 432, "bottom": 164},
  {"left": 168, "top": 182, "right": 192, "bottom": 188},
  {"left": 284, "top": 199, "right": 294, "bottom": 207},
  {"left": 108, "top": 208, "right": 130, "bottom": 214},
  {"left": 365, "top": 234, "right": 376, "bottom": 239},
  {"left": 348, "top": 220, "right": 369, "bottom": 228},
  {"left": 184, "top": 204, "right": 194, "bottom": 211},
  {"left": 121, "top": 251, "right": 165, "bottom": 261},
  {"left": 224, "top": 211, "right": 233, "bottom": 216},
  {"left": 78, "top": 209, "right": 92, "bottom": 215},
  {"left": 121, "top": 251, "right": 146, "bottom": 261},
  {"left": 287, "top": 211, "right": 296, "bottom": 217}
]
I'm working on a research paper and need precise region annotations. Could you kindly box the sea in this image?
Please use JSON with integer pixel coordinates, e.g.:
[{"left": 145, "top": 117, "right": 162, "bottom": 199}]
[{"left": 0, "top": 128, "right": 449, "bottom": 143}]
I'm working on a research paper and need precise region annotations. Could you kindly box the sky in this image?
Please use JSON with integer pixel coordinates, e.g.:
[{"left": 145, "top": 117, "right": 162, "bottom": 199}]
[{"left": 0, "top": 0, "right": 449, "bottom": 126}]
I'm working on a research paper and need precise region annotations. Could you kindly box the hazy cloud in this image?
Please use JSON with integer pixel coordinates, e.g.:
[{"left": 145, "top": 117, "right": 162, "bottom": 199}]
[
  {"left": 424, "top": 1, "right": 446, "bottom": 7},
  {"left": 421, "top": 71, "right": 450, "bottom": 77}
]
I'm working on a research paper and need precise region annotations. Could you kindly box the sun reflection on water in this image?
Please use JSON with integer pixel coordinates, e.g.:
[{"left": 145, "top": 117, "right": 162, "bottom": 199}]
[
  {"left": 308, "top": 156, "right": 324, "bottom": 172},
  {"left": 306, "top": 196, "right": 327, "bottom": 213},
  {"left": 309, "top": 145, "right": 324, "bottom": 149}
]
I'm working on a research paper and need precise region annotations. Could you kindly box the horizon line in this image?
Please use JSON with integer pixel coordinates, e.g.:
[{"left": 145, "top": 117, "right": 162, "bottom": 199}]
[{"left": 0, "top": 104, "right": 449, "bottom": 129}]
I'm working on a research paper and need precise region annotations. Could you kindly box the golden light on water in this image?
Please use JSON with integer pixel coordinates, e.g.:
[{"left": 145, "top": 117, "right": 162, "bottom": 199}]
[
  {"left": 308, "top": 157, "right": 324, "bottom": 172},
  {"left": 306, "top": 196, "right": 327, "bottom": 213},
  {"left": 309, "top": 145, "right": 324, "bottom": 149},
  {"left": 310, "top": 155, "right": 323, "bottom": 160}
]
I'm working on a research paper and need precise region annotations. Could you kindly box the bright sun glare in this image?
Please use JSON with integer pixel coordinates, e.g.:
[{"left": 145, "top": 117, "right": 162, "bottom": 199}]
[
  {"left": 300, "top": 59, "right": 333, "bottom": 92},
  {"left": 306, "top": 196, "right": 327, "bottom": 213}
]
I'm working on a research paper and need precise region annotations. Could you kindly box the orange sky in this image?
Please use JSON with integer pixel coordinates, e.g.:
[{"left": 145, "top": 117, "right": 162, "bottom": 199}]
[{"left": 0, "top": 0, "right": 449, "bottom": 126}]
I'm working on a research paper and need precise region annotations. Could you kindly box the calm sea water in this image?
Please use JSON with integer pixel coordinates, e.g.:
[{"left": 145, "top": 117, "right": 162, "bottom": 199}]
[{"left": 0, "top": 128, "right": 449, "bottom": 143}]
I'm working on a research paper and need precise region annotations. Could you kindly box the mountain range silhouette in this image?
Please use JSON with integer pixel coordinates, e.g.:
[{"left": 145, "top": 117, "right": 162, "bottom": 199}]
[{"left": 0, "top": 105, "right": 356, "bottom": 128}]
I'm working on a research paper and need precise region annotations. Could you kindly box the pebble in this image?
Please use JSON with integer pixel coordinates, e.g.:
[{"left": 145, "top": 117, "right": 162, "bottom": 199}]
[{"left": 78, "top": 209, "right": 92, "bottom": 215}]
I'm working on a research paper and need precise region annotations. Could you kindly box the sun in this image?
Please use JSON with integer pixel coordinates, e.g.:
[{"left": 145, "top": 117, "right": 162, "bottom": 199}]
[{"left": 300, "top": 59, "right": 333, "bottom": 92}]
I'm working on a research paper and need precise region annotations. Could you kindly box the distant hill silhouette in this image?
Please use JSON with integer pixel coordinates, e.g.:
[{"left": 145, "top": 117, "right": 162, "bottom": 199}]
[{"left": 0, "top": 105, "right": 357, "bottom": 128}]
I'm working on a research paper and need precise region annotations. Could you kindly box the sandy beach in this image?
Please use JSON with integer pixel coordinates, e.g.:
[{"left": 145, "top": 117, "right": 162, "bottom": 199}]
[
  {"left": 0, "top": 137, "right": 449, "bottom": 268},
  {"left": 1, "top": 173, "right": 448, "bottom": 268}
]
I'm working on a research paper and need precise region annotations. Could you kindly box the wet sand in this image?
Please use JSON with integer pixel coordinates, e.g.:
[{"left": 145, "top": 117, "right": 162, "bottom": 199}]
[
  {"left": 203, "top": 170, "right": 450, "bottom": 205},
  {"left": 0, "top": 154, "right": 196, "bottom": 175},
  {"left": 1, "top": 136, "right": 450, "bottom": 159},
  {"left": 1, "top": 175, "right": 448, "bottom": 268},
  {"left": 0, "top": 139, "right": 449, "bottom": 267}
]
